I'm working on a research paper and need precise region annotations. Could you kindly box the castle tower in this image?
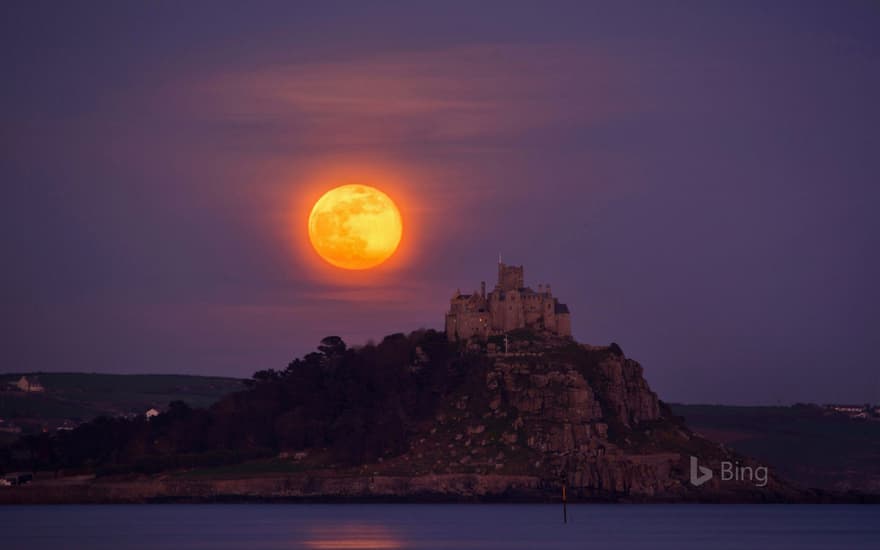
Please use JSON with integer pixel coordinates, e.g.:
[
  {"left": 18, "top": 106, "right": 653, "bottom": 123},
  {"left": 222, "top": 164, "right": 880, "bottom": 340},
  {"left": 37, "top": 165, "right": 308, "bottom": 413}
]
[{"left": 497, "top": 262, "right": 524, "bottom": 291}]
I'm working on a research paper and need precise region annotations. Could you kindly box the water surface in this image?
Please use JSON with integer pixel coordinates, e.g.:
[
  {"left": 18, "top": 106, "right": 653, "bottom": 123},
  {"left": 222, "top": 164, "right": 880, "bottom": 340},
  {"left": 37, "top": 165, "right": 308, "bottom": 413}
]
[{"left": 2, "top": 504, "right": 878, "bottom": 549}]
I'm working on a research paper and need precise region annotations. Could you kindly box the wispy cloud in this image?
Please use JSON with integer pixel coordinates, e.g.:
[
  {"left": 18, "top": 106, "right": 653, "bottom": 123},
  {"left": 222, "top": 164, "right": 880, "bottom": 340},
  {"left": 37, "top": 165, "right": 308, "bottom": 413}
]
[{"left": 189, "top": 44, "right": 633, "bottom": 148}]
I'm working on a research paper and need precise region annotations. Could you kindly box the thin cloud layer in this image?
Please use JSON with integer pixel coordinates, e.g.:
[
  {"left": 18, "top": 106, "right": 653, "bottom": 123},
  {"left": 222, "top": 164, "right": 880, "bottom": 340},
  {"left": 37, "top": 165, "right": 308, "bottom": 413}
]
[{"left": 192, "top": 44, "right": 634, "bottom": 148}]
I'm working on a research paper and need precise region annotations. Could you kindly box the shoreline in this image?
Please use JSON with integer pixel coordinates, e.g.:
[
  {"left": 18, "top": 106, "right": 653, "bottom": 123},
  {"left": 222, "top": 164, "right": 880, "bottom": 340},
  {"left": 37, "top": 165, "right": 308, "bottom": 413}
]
[{"left": 2, "top": 473, "right": 876, "bottom": 505}]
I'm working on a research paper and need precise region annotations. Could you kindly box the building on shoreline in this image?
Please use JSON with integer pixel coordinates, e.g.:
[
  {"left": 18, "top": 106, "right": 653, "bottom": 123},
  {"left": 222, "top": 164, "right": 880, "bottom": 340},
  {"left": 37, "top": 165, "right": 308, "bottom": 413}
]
[{"left": 9, "top": 376, "right": 44, "bottom": 393}]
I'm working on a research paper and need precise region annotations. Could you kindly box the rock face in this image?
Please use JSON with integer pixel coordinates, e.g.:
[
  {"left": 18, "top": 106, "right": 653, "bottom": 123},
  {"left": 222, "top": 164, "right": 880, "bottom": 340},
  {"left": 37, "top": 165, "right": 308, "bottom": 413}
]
[
  {"left": 395, "top": 336, "right": 802, "bottom": 501},
  {"left": 473, "top": 343, "right": 675, "bottom": 496},
  {"left": 485, "top": 349, "right": 672, "bottom": 495}
]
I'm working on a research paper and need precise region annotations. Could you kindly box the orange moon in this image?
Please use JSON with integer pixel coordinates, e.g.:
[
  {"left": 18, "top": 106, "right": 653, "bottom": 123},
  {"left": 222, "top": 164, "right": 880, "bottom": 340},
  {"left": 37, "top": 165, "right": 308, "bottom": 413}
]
[{"left": 307, "top": 184, "right": 403, "bottom": 270}]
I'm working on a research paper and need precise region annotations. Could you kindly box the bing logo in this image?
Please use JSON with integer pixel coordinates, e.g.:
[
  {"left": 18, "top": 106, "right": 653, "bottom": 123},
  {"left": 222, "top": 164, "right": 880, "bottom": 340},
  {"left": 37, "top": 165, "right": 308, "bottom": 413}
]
[{"left": 689, "top": 456, "right": 768, "bottom": 488}]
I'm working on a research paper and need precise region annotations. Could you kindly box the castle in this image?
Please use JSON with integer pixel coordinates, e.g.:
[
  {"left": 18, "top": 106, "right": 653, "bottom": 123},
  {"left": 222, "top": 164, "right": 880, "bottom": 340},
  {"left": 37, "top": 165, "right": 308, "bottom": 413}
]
[{"left": 445, "top": 260, "right": 571, "bottom": 341}]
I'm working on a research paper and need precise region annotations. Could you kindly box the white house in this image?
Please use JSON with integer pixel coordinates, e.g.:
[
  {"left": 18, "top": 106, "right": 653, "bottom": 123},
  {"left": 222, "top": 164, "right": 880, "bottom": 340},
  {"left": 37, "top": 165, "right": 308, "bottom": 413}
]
[{"left": 12, "top": 376, "right": 44, "bottom": 393}]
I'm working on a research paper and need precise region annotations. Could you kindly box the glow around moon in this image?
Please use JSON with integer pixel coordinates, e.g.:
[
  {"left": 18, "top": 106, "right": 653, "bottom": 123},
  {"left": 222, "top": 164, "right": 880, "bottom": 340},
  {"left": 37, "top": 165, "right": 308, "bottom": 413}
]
[{"left": 307, "top": 184, "right": 403, "bottom": 270}]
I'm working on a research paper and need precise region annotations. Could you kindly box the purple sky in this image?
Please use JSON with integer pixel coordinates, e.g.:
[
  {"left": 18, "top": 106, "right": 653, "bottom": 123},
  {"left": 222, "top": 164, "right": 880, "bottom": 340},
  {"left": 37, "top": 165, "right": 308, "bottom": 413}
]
[{"left": 2, "top": 2, "right": 879, "bottom": 404}]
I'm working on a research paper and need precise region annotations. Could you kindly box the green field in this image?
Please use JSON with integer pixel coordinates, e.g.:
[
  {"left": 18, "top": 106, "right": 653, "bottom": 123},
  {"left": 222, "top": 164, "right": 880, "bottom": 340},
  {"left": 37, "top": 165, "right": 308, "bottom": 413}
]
[{"left": 0, "top": 373, "right": 244, "bottom": 425}]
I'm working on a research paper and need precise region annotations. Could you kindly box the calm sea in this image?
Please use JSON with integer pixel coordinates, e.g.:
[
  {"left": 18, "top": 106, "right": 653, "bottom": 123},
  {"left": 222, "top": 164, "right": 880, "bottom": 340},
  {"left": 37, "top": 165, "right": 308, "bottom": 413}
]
[{"left": 1, "top": 504, "right": 878, "bottom": 549}]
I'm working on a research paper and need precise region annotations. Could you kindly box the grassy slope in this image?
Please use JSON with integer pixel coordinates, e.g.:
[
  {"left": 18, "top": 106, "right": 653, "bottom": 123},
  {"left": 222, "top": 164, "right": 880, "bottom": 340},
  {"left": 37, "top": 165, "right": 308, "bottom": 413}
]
[
  {"left": 0, "top": 373, "right": 244, "bottom": 422},
  {"left": 671, "top": 404, "right": 880, "bottom": 492}
]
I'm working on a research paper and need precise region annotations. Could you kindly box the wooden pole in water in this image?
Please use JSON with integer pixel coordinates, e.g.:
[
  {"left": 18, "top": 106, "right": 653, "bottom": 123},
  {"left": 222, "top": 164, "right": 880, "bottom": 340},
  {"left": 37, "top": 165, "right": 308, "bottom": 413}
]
[{"left": 562, "top": 484, "right": 567, "bottom": 524}]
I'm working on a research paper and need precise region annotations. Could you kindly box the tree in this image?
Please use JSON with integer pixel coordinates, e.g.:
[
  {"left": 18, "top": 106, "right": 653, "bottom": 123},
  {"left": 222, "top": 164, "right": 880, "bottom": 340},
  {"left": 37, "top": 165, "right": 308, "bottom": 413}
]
[
  {"left": 318, "top": 336, "right": 346, "bottom": 358},
  {"left": 166, "top": 400, "right": 192, "bottom": 419},
  {"left": 252, "top": 369, "right": 281, "bottom": 382}
]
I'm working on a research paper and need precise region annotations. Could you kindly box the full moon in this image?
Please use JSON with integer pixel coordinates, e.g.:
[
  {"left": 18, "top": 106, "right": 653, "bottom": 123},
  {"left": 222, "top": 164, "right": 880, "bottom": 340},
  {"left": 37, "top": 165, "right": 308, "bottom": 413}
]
[{"left": 307, "top": 184, "right": 403, "bottom": 270}]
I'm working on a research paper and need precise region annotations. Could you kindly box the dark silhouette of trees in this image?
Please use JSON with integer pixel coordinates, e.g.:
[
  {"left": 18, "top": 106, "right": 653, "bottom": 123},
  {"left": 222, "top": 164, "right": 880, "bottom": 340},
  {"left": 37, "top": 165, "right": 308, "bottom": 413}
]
[
  {"left": 317, "top": 336, "right": 346, "bottom": 358},
  {"left": 251, "top": 369, "right": 282, "bottom": 383},
  {"left": 1, "top": 330, "right": 472, "bottom": 475}
]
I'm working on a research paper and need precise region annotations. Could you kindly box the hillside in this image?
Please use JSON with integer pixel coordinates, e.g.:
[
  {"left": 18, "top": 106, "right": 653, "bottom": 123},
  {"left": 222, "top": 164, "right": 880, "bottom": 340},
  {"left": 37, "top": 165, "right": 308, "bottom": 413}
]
[
  {"left": 0, "top": 373, "right": 244, "bottom": 436},
  {"left": 1, "top": 331, "right": 807, "bottom": 503},
  {"left": 671, "top": 404, "right": 880, "bottom": 494}
]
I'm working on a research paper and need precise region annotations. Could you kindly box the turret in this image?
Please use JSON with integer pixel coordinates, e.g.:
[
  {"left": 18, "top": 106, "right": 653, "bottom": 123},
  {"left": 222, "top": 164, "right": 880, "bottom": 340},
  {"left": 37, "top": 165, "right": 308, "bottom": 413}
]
[{"left": 497, "top": 262, "right": 524, "bottom": 291}]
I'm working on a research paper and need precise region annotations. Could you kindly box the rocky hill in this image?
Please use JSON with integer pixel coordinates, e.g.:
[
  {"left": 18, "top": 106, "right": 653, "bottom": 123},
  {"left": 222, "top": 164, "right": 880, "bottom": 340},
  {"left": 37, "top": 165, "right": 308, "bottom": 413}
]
[
  {"left": 1, "top": 330, "right": 807, "bottom": 502},
  {"left": 343, "top": 333, "right": 800, "bottom": 501}
]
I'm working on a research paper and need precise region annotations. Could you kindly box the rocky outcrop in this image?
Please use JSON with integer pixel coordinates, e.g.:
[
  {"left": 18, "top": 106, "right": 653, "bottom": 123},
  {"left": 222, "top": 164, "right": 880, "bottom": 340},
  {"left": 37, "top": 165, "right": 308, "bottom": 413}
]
[
  {"left": 487, "top": 349, "right": 660, "bottom": 448},
  {"left": 597, "top": 354, "right": 662, "bottom": 426},
  {"left": 407, "top": 337, "right": 803, "bottom": 501},
  {"left": 1, "top": 333, "right": 809, "bottom": 503},
  {"left": 478, "top": 345, "right": 674, "bottom": 496}
]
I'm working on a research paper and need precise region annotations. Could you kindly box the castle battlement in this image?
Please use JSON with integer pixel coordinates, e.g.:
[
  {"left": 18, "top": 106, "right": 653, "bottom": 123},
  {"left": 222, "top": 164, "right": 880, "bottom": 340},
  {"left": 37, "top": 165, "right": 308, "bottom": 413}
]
[{"left": 445, "top": 261, "right": 572, "bottom": 341}]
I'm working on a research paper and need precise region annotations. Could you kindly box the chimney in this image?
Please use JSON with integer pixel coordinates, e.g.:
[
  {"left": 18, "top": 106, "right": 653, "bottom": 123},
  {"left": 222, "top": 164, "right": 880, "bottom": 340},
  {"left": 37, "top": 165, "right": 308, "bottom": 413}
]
[{"left": 481, "top": 281, "right": 486, "bottom": 299}]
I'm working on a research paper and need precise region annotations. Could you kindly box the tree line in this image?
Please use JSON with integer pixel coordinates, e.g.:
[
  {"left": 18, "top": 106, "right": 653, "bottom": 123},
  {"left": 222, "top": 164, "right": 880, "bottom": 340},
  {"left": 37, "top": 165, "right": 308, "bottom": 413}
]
[{"left": 0, "top": 330, "right": 487, "bottom": 475}]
